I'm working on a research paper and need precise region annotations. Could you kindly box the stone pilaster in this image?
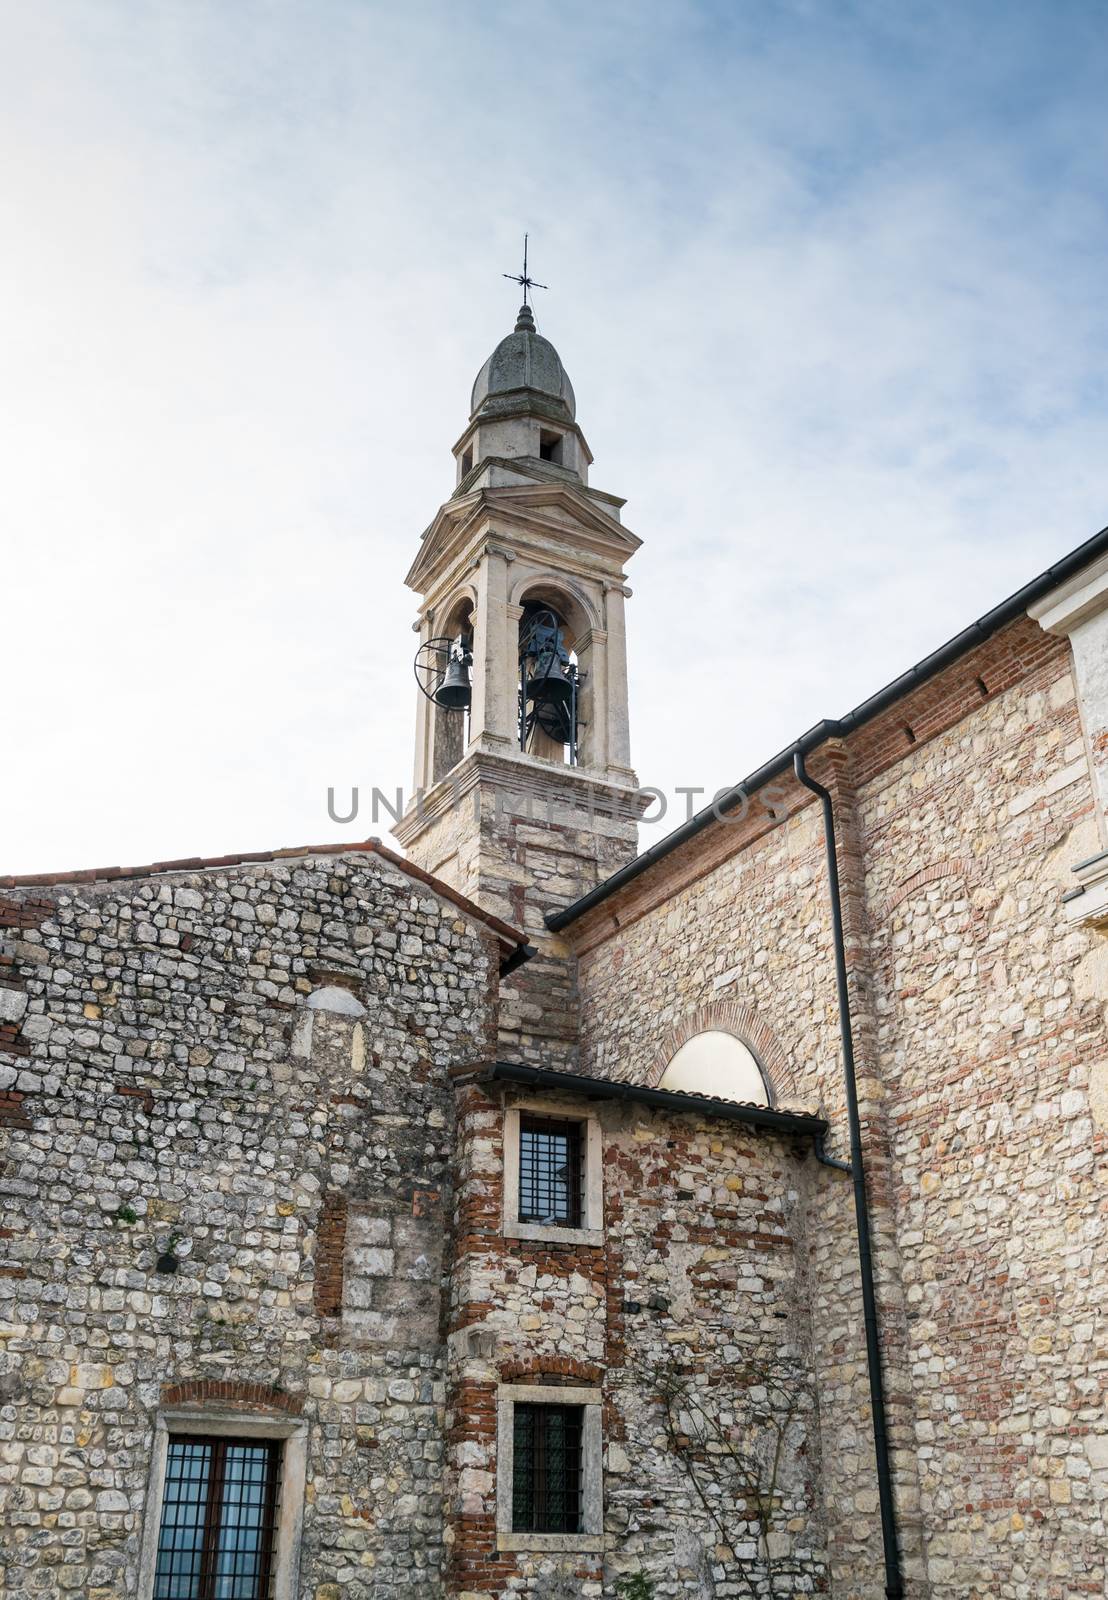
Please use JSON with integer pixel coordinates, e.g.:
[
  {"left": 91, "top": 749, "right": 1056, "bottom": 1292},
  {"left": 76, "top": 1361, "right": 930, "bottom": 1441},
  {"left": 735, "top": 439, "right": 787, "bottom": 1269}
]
[{"left": 1030, "top": 550, "right": 1108, "bottom": 846}]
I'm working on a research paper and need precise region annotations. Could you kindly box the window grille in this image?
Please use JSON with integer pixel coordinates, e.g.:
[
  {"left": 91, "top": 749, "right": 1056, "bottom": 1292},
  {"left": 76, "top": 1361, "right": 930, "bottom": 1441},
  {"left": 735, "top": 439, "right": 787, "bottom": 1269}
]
[
  {"left": 511, "top": 1403, "right": 584, "bottom": 1533},
  {"left": 518, "top": 1116, "right": 583, "bottom": 1227},
  {"left": 154, "top": 1436, "right": 279, "bottom": 1600}
]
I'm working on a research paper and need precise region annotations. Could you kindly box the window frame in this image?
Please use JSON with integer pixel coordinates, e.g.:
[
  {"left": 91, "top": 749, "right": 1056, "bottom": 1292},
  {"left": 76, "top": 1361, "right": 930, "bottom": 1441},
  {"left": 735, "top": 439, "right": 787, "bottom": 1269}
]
[
  {"left": 538, "top": 428, "right": 563, "bottom": 464},
  {"left": 511, "top": 1400, "right": 584, "bottom": 1534},
  {"left": 152, "top": 1433, "right": 280, "bottom": 1600},
  {"left": 503, "top": 1100, "right": 603, "bottom": 1247},
  {"left": 496, "top": 1383, "right": 603, "bottom": 1554},
  {"left": 138, "top": 1409, "right": 308, "bottom": 1600},
  {"left": 517, "top": 1114, "right": 584, "bottom": 1229}
]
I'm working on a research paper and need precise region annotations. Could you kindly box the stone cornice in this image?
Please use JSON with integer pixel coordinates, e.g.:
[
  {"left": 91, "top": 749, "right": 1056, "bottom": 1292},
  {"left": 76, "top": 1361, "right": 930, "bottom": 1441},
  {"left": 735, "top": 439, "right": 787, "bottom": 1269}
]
[
  {"left": 393, "top": 749, "right": 645, "bottom": 848},
  {"left": 451, "top": 455, "right": 623, "bottom": 509},
  {"left": 405, "top": 483, "right": 640, "bottom": 597},
  {"left": 1028, "top": 551, "right": 1108, "bottom": 636},
  {"left": 1060, "top": 848, "right": 1108, "bottom": 928}
]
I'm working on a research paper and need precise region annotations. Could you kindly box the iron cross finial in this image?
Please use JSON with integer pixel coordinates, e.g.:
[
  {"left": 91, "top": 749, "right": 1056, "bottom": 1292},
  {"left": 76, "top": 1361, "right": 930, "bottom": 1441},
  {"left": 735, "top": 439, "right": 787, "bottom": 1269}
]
[{"left": 502, "top": 233, "right": 549, "bottom": 308}]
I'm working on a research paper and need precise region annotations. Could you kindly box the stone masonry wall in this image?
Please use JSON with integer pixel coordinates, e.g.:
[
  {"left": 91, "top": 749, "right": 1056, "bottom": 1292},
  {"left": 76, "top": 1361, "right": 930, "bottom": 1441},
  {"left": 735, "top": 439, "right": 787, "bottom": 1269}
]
[
  {"left": 566, "top": 618, "right": 1108, "bottom": 1598},
  {"left": 399, "top": 753, "right": 640, "bottom": 1071},
  {"left": 572, "top": 782, "right": 896, "bottom": 1599},
  {"left": 444, "top": 1076, "right": 830, "bottom": 1598},
  {"left": 0, "top": 847, "right": 502, "bottom": 1600},
  {"left": 855, "top": 651, "right": 1108, "bottom": 1597}
]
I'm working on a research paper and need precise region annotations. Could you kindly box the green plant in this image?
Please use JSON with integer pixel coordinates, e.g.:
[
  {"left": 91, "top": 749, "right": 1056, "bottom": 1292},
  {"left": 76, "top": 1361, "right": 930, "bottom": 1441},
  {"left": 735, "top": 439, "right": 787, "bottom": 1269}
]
[
  {"left": 616, "top": 1575, "right": 656, "bottom": 1600},
  {"left": 633, "top": 1343, "right": 811, "bottom": 1600},
  {"left": 113, "top": 1203, "right": 138, "bottom": 1225}
]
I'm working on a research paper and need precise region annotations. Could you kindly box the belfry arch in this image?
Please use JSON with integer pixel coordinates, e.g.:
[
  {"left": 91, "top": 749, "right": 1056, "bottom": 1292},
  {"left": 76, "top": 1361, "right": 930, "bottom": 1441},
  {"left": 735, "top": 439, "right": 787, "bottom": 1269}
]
[
  {"left": 508, "top": 573, "right": 616, "bottom": 772},
  {"left": 429, "top": 591, "right": 476, "bottom": 783},
  {"left": 509, "top": 574, "right": 600, "bottom": 636}
]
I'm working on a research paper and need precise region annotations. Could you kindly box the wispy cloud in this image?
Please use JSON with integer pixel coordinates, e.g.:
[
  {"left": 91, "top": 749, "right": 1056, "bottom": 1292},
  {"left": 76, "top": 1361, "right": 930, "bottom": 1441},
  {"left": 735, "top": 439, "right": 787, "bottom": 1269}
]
[{"left": 2, "top": 0, "right": 1105, "bottom": 870}]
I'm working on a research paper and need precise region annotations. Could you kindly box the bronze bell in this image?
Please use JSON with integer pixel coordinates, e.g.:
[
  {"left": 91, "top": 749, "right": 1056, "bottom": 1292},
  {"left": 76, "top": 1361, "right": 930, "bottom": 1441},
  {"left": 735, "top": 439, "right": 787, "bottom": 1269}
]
[
  {"left": 528, "top": 659, "right": 574, "bottom": 719},
  {"left": 434, "top": 640, "right": 472, "bottom": 710}
]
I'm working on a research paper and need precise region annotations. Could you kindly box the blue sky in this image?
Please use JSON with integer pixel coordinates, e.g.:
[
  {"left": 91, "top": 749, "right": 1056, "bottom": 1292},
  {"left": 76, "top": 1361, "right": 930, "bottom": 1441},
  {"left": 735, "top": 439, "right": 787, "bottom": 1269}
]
[{"left": 3, "top": 0, "right": 1106, "bottom": 871}]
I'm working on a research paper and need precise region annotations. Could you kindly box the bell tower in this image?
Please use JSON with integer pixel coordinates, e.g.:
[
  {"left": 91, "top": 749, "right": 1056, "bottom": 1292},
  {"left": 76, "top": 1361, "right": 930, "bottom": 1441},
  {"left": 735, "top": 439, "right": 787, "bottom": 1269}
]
[{"left": 394, "top": 301, "right": 643, "bottom": 1065}]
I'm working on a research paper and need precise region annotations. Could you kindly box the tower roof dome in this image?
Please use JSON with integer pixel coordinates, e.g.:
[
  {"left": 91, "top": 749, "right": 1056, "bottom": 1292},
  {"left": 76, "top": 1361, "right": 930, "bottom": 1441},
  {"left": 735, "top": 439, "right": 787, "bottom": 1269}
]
[{"left": 470, "top": 304, "right": 576, "bottom": 421}]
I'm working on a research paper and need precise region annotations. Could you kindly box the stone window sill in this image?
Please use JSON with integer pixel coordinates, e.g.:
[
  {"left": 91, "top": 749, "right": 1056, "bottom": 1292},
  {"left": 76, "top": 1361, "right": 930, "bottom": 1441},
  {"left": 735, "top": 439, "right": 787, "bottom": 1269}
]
[
  {"left": 497, "top": 1532, "right": 605, "bottom": 1553},
  {"left": 504, "top": 1221, "right": 605, "bottom": 1248}
]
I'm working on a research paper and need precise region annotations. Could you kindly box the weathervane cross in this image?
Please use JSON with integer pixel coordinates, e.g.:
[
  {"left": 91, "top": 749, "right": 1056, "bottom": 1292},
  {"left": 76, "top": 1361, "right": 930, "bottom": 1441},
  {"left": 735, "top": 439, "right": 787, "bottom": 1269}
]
[{"left": 502, "top": 233, "right": 548, "bottom": 308}]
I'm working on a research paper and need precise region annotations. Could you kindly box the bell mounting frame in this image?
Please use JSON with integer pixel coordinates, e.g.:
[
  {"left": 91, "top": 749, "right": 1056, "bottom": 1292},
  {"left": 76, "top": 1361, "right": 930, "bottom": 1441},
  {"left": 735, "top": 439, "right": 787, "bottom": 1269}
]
[{"left": 413, "top": 635, "right": 472, "bottom": 712}]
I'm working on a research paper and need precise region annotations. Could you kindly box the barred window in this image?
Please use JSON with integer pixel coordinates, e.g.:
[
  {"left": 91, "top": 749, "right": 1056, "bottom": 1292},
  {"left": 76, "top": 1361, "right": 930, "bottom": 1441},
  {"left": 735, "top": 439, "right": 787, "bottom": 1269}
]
[
  {"left": 153, "top": 1436, "right": 279, "bottom": 1600},
  {"left": 518, "top": 1116, "right": 582, "bottom": 1228},
  {"left": 511, "top": 1403, "right": 584, "bottom": 1534}
]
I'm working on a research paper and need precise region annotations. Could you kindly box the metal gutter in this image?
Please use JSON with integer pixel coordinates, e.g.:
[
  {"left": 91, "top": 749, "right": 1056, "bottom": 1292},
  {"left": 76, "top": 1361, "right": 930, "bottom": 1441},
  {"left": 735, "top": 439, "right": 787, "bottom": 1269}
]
[
  {"left": 480, "top": 1060, "right": 828, "bottom": 1138},
  {"left": 793, "top": 750, "right": 903, "bottom": 1599},
  {"left": 547, "top": 520, "right": 1108, "bottom": 932}
]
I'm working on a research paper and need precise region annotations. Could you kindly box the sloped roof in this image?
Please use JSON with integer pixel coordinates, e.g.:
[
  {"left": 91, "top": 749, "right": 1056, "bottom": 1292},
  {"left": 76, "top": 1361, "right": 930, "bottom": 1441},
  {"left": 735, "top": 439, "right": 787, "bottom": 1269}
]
[
  {"left": 0, "top": 836, "right": 528, "bottom": 962},
  {"left": 548, "top": 518, "right": 1108, "bottom": 933},
  {"left": 475, "top": 1060, "right": 827, "bottom": 1136}
]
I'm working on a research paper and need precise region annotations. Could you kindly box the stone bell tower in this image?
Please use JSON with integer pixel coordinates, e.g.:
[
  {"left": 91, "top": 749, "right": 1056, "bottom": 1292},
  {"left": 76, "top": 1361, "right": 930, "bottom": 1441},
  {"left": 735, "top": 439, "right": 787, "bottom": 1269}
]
[{"left": 393, "top": 301, "right": 643, "bottom": 1065}]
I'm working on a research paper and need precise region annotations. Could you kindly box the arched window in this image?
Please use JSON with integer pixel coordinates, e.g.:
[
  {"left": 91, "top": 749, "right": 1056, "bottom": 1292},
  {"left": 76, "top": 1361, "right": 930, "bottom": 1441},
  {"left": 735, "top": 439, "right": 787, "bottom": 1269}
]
[{"left": 658, "top": 1030, "right": 771, "bottom": 1106}]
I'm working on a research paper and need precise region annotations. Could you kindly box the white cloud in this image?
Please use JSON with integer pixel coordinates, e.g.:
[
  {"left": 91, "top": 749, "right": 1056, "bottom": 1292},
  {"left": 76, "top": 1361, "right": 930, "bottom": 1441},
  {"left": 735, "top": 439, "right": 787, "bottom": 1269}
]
[{"left": 1, "top": 0, "right": 1105, "bottom": 872}]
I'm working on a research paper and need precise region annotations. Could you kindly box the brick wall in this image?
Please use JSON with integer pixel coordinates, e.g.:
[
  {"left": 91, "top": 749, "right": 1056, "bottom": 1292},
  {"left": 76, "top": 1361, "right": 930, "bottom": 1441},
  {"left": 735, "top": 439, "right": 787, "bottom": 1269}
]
[{"left": 445, "top": 1075, "right": 830, "bottom": 1598}]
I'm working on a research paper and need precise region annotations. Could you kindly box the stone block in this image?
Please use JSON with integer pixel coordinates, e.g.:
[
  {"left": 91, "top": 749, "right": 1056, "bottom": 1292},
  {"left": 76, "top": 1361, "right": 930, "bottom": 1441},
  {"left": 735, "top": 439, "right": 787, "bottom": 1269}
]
[{"left": 0, "top": 988, "right": 28, "bottom": 1022}]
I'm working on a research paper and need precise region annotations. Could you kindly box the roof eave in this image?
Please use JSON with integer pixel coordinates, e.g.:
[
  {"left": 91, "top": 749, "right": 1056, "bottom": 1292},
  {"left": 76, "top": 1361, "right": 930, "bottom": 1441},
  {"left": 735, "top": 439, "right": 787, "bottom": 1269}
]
[
  {"left": 476, "top": 1059, "right": 828, "bottom": 1136},
  {"left": 547, "top": 519, "right": 1108, "bottom": 933},
  {"left": 0, "top": 837, "right": 530, "bottom": 969}
]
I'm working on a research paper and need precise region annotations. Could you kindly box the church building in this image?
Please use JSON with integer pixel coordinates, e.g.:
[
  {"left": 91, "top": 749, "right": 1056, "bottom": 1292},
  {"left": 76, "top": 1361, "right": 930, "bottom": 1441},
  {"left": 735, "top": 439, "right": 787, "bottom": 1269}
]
[{"left": 2, "top": 301, "right": 1107, "bottom": 1600}]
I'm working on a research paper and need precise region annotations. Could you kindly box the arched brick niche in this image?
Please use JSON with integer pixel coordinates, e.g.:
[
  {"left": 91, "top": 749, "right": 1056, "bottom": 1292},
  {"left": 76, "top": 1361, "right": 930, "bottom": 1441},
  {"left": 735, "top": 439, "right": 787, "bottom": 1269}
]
[
  {"left": 648, "top": 1001, "right": 798, "bottom": 1107},
  {"left": 880, "top": 858, "right": 973, "bottom": 918}
]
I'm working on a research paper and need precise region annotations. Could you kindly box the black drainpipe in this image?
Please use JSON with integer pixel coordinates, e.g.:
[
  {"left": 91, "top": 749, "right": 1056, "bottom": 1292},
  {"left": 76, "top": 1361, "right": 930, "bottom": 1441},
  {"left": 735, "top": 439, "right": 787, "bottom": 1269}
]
[
  {"left": 793, "top": 749, "right": 904, "bottom": 1600},
  {"left": 499, "top": 941, "right": 538, "bottom": 979}
]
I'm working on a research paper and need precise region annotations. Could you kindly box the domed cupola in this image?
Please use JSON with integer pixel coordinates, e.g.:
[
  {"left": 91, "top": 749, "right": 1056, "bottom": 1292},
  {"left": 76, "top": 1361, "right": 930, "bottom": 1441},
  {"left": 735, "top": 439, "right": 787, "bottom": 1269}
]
[
  {"left": 470, "top": 303, "right": 576, "bottom": 422},
  {"left": 453, "top": 305, "right": 592, "bottom": 490}
]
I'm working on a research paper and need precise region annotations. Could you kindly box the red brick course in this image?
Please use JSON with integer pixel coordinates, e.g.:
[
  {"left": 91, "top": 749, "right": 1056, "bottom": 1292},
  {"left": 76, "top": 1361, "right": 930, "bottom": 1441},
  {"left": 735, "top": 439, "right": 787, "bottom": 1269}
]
[
  {"left": 564, "top": 618, "right": 1072, "bottom": 953},
  {"left": 313, "top": 1191, "right": 348, "bottom": 1319},
  {"left": 160, "top": 1379, "right": 303, "bottom": 1414}
]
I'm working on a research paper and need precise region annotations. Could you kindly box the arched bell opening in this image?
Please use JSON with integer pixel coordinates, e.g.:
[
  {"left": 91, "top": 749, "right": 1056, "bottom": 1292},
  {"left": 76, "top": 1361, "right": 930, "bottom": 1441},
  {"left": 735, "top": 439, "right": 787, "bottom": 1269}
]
[
  {"left": 414, "top": 596, "right": 475, "bottom": 784},
  {"left": 517, "top": 591, "right": 582, "bottom": 766}
]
